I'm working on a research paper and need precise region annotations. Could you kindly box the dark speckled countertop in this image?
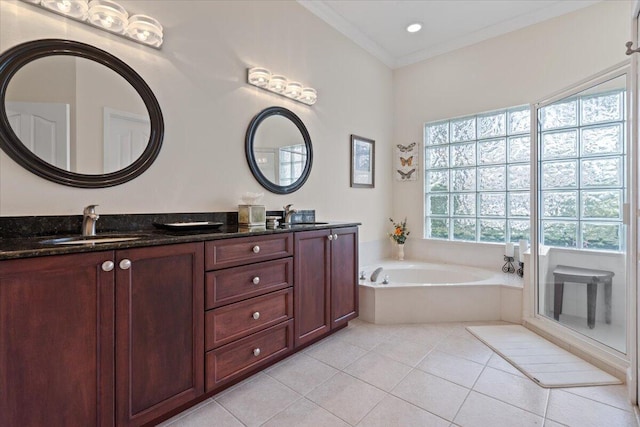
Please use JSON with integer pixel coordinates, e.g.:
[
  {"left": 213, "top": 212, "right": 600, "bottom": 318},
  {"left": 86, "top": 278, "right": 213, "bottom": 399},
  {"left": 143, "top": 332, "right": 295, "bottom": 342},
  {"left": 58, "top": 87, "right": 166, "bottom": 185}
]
[{"left": 0, "top": 211, "right": 359, "bottom": 260}]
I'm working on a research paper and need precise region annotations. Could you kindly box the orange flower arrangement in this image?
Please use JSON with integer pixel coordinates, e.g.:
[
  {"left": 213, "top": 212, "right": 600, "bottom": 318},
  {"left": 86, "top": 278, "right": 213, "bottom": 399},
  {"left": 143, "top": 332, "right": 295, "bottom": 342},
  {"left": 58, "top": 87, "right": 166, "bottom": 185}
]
[{"left": 389, "top": 217, "right": 409, "bottom": 244}]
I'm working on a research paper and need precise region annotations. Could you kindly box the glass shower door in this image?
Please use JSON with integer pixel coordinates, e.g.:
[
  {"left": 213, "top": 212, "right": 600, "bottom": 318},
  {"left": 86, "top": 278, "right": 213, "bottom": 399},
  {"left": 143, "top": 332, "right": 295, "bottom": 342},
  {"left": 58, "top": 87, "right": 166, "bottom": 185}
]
[{"left": 535, "top": 69, "right": 629, "bottom": 353}]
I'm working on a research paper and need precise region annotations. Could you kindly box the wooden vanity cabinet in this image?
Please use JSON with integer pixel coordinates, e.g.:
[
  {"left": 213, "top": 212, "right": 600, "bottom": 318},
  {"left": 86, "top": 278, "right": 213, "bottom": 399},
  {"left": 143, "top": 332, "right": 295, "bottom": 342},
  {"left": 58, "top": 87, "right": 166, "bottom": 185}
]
[
  {"left": 0, "top": 251, "right": 115, "bottom": 427},
  {"left": 0, "top": 242, "right": 204, "bottom": 427},
  {"left": 115, "top": 243, "right": 204, "bottom": 427},
  {"left": 294, "top": 226, "right": 359, "bottom": 346},
  {"left": 204, "top": 233, "right": 295, "bottom": 392},
  {"left": 0, "top": 226, "right": 358, "bottom": 426}
]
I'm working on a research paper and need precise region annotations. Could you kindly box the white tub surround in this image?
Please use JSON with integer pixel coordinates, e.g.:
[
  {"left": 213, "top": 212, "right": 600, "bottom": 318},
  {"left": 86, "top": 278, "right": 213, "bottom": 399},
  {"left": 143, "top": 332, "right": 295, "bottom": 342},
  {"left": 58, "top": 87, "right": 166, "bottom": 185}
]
[{"left": 359, "top": 260, "right": 522, "bottom": 324}]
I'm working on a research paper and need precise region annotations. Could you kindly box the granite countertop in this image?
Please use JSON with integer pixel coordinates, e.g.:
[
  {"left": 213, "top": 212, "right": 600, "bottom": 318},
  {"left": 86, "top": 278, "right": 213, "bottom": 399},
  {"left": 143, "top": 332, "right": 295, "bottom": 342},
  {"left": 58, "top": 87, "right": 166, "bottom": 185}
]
[{"left": 0, "top": 221, "right": 360, "bottom": 260}]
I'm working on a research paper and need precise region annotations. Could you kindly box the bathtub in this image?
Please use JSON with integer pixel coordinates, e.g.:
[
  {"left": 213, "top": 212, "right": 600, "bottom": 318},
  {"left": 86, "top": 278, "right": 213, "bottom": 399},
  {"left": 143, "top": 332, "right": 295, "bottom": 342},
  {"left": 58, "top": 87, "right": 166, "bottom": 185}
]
[{"left": 358, "top": 260, "right": 523, "bottom": 324}]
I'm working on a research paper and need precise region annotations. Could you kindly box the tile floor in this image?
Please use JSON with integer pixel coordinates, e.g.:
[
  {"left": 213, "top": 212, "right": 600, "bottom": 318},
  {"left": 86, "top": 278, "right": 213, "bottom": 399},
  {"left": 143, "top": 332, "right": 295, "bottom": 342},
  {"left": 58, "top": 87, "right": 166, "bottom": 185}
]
[{"left": 158, "top": 319, "right": 638, "bottom": 427}]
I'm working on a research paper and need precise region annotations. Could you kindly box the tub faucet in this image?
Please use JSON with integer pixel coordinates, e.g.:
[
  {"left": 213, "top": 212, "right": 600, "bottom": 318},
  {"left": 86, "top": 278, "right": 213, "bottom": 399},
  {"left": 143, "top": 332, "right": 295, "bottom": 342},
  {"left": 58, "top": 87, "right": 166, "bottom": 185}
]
[
  {"left": 283, "top": 204, "right": 297, "bottom": 224},
  {"left": 82, "top": 204, "right": 99, "bottom": 236},
  {"left": 370, "top": 267, "right": 383, "bottom": 282}
]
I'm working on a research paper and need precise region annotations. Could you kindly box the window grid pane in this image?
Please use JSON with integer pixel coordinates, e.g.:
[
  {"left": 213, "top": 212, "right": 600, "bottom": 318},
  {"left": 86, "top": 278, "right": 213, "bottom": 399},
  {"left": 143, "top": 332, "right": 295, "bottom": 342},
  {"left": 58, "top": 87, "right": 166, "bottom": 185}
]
[
  {"left": 425, "top": 106, "right": 530, "bottom": 243},
  {"left": 424, "top": 90, "right": 625, "bottom": 250},
  {"left": 538, "top": 88, "right": 625, "bottom": 251}
]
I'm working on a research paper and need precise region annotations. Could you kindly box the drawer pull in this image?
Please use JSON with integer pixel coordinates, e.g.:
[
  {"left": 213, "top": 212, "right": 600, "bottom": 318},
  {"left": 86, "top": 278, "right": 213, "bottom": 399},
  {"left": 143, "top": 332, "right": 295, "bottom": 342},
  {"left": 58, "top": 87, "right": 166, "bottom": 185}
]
[
  {"left": 252, "top": 311, "right": 260, "bottom": 320},
  {"left": 328, "top": 234, "right": 333, "bottom": 241},
  {"left": 119, "top": 259, "right": 132, "bottom": 270},
  {"left": 333, "top": 234, "right": 338, "bottom": 240},
  {"left": 253, "top": 348, "right": 261, "bottom": 357},
  {"left": 252, "top": 245, "right": 260, "bottom": 254},
  {"left": 252, "top": 276, "right": 260, "bottom": 285},
  {"left": 101, "top": 260, "right": 114, "bottom": 272}
]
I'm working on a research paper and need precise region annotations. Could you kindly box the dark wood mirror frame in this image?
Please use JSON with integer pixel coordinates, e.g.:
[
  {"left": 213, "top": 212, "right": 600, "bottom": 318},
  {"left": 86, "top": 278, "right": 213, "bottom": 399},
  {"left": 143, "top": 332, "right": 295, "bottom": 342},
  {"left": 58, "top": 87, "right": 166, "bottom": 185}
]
[
  {"left": 0, "top": 39, "right": 164, "bottom": 188},
  {"left": 245, "top": 106, "right": 313, "bottom": 194}
]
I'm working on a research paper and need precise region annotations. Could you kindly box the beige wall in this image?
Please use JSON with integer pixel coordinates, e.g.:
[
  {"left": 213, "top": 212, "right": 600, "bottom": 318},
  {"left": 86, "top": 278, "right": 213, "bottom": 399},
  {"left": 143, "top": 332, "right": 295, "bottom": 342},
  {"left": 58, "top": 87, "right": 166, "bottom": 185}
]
[
  {"left": 392, "top": 0, "right": 631, "bottom": 267},
  {"left": 0, "top": 0, "right": 394, "bottom": 244}
]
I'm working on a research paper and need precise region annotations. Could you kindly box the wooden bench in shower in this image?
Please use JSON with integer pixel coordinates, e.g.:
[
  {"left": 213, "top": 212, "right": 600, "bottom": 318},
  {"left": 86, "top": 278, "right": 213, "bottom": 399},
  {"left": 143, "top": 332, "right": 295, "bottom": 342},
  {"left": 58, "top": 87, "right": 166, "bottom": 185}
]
[{"left": 553, "top": 265, "right": 614, "bottom": 329}]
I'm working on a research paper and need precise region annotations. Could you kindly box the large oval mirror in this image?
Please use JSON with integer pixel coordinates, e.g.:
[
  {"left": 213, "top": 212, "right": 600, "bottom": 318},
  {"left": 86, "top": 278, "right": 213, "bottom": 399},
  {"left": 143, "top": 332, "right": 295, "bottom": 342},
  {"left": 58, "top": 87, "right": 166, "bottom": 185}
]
[
  {"left": 0, "top": 39, "right": 163, "bottom": 188},
  {"left": 245, "top": 107, "right": 313, "bottom": 194}
]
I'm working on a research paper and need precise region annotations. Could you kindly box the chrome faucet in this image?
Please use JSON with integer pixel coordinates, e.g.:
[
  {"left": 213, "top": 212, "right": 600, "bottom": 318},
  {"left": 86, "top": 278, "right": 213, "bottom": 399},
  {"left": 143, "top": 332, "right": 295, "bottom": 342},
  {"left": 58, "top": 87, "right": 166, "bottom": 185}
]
[
  {"left": 82, "top": 204, "right": 99, "bottom": 236},
  {"left": 370, "top": 267, "right": 383, "bottom": 282},
  {"left": 283, "top": 204, "right": 297, "bottom": 224}
]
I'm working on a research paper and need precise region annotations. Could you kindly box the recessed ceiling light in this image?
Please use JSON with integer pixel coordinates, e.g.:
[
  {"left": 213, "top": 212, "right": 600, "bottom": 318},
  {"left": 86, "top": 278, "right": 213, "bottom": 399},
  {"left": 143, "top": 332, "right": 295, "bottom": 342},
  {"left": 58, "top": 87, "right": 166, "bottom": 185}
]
[{"left": 406, "top": 22, "right": 422, "bottom": 33}]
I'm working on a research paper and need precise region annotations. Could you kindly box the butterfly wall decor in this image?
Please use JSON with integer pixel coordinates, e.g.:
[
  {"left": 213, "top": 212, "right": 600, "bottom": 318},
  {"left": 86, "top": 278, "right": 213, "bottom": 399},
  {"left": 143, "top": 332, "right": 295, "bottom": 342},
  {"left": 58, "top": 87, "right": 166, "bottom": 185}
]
[
  {"left": 400, "top": 156, "right": 413, "bottom": 167},
  {"left": 395, "top": 142, "right": 418, "bottom": 181},
  {"left": 397, "top": 168, "right": 416, "bottom": 180},
  {"left": 396, "top": 142, "right": 416, "bottom": 153}
]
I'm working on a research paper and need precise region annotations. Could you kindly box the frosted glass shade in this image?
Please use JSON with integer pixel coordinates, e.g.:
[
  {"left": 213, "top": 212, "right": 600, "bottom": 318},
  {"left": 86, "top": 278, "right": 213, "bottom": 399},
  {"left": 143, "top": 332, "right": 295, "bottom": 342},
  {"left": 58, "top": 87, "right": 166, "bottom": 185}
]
[
  {"left": 268, "top": 75, "right": 287, "bottom": 93},
  {"left": 88, "top": 0, "right": 128, "bottom": 33},
  {"left": 41, "top": 0, "right": 88, "bottom": 19},
  {"left": 299, "top": 88, "right": 317, "bottom": 105},
  {"left": 125, "top": 14, "right": 163, "bottom": 47},
  {"left": 284, "top": 82, "right": 302, "bottom": 99},
  {"left": 248, "top": 68, "right": 271, "bottom": 88}
]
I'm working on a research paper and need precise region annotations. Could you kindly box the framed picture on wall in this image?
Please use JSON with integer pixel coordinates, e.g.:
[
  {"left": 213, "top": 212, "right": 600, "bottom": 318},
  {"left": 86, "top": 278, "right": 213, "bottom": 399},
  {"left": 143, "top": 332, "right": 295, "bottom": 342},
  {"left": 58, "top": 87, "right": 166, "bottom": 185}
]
[{"left": 350, "top": 134, "right": 375, "bottom": 188}]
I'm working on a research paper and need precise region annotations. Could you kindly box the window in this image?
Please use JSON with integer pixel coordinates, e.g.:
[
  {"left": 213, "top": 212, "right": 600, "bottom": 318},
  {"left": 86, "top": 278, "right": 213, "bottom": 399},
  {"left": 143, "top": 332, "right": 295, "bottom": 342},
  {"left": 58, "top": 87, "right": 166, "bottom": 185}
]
[
  {"left": 425, "top": 88, "right": 626, "bottom": 251},
  {"left": 538, "top": 88, "right": 626, "bottom": 251},
  {"left": 279, "top": 144, "right": 306, "bottom": 186},
  {"left": 425, "top": 106, "right": 531, "bottom": 243}
]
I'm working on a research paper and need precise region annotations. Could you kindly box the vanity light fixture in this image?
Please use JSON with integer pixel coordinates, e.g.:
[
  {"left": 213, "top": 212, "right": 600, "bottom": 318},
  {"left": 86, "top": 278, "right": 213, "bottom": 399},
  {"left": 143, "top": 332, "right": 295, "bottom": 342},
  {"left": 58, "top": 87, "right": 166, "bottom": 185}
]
[
  {"left": 19, "top": 0, "right": 164, "bottom": 48},
  {"left": 247, "top": 67, "right": 317, "bottom": 106}
]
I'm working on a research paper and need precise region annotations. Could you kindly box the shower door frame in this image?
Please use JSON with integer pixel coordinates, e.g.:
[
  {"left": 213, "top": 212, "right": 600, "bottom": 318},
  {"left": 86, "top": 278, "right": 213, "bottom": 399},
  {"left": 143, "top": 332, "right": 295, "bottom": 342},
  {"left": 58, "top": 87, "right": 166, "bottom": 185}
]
[{"left": 527, "top": 60, "right": 637, "bottom": 399}]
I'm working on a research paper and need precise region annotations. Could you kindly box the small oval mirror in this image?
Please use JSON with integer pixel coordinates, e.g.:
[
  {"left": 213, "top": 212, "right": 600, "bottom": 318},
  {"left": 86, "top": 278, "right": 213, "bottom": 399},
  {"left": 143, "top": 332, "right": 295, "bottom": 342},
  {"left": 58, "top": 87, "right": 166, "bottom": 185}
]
[
  {"left": 0, "top": 39, "right": 163, "bottom": 188},
  {"left": 245, "top": 107, "right": 313, "bottom": 194}
]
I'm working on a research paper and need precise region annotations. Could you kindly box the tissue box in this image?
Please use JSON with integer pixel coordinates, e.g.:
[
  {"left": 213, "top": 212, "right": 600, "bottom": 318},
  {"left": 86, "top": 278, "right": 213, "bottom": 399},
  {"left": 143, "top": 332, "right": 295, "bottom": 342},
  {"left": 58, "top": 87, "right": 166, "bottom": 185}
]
[{"left": 238, "top": 205, "right": 266, "bottom": 227}]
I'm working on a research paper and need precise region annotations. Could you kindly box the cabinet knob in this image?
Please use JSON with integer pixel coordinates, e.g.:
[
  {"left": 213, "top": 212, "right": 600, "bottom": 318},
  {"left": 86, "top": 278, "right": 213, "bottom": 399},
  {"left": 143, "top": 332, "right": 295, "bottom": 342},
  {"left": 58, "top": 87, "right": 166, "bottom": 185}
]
[
  {"left": 252, "top": 276, "right": 260, "bottom": 285},
  {"left": 333, "top": 234, "right": 338, "bottom": 240},
  {"left": 101, "top": 260, "right": 114, "bottom": 272},
  {"left": 119, "top": 259, "right": 132, "bottom": 270},
  {"left": 252, "top": 245, "right": 260, "bottom": 254},
  {"left": 253, "top": 348, "right": 261, "bottom": 357},
  {"left": 328, "top": 234, "right": 333, "bottom": 241},
  {"left": 252, "top": 312, "right": 260, "bottom": 320}
]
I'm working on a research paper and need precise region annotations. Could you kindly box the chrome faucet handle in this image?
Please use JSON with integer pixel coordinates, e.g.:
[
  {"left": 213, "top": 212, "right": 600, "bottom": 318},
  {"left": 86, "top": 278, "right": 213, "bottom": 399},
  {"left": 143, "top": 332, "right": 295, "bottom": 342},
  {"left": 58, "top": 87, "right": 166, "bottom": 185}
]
[{"left": 283, "top": 204, "right": 294, "bottom": 212}]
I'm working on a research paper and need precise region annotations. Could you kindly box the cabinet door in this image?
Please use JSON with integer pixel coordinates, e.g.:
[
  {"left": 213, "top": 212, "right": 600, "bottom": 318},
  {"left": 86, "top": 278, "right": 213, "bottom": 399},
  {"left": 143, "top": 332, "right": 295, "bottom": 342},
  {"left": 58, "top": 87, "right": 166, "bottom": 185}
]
[
  {"left": 0, "top": 252, "right": 115, "bottom": 427},
  {"left": 331, "top": 227, "right": 359, "bottom": 328},
  {"left": 294, "top": 229, "right": 331, "bottom": 346},
  {"left": 115, "top": 243, "right": 204, "bottom": 427}
]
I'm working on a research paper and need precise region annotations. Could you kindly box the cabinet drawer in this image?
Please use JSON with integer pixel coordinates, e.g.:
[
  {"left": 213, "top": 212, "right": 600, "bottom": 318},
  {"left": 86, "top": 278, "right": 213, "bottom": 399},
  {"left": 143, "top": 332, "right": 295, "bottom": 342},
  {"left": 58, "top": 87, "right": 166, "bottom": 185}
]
[
  {"left": 205, "top": 257, "right": 292, "bottom": 309},
  {"left": 205, "top": 233, "right": 293, "bottom": 270},
  {"left": 206, "top": 288, "right": 293, "bottom": 350},
  {"left": 205, "top": 320, "right": 293, "bottom": 391}
]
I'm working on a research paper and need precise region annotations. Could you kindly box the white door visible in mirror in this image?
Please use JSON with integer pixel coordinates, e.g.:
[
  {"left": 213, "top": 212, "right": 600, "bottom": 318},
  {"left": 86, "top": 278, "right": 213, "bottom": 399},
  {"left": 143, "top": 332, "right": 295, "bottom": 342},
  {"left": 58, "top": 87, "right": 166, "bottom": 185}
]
[
  {"left": 253, "top": 115, "right": 307, "bottom": 185},
  {"left": 6, "top": 101, "right": 70, "bottom": 170},
  {"left": 5, "top": 55, "right": 150, "bottom": 175},
  {"left": 103, "top": 108, "right": 150, "bottom": 173}
]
